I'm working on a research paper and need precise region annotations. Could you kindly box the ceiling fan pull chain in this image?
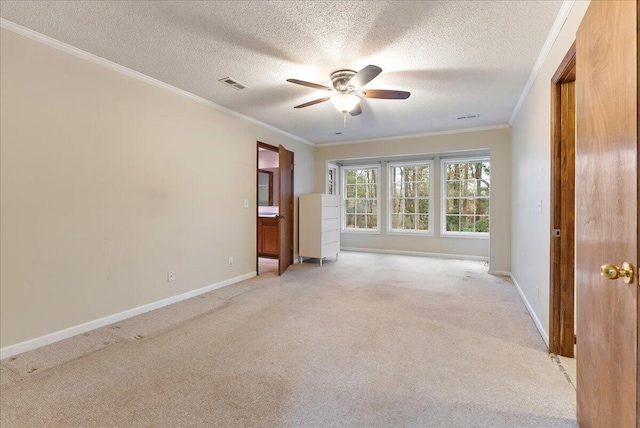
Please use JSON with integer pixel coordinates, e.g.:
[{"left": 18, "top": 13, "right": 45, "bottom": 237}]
[{"left": 343, "top": 113, "right": 347, "bottom": 128}]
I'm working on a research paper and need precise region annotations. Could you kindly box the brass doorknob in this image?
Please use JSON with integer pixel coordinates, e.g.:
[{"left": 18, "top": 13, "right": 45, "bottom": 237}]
[{"left": 600, "top": 262, "right": 635, "bottom": 284}]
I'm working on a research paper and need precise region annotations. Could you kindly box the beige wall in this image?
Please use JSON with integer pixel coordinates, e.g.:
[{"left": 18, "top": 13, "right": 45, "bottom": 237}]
[
  {"left": 314, "top": 127, "right": 511, "bottom": 271},
  {"left": 510, "top": 1, "right": 590, "bottom": 341},
  {"left": 0, "top": 29, "right": 314, "bottom": 348}
]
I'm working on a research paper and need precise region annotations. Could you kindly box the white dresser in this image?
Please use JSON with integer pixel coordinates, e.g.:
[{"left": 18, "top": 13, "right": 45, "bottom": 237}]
[{"left": 299, "top": 193, "right": 340, "bottom": 265}]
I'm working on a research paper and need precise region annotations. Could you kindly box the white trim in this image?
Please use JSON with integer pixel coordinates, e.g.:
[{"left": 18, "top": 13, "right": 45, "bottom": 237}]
[
  {"left": 510, "top": 273, "right": 550, "bottom": 347},
  {"left": 0, "top": 18, "right": 313, "bottom": 147},
  {"left": 488, "top": 270, "right": 511, "bottom": 276},
  {"left": 508, "top": 0, "right": 576, "bottom": 125},
  {"left": 341, "top": 247, "right": 488, "bottom": 262},
  {"left": 387, "top": 160, "right": 434, "bottom": 235},
  {"left": 0, "top": 272, "right": 256, "bottom": 360},
  {"left": 326, "top": 162, "right": 340, "bottom": 195},
  {"left": 441, "top": 232, "right": 489, "bottom": 240},
  {"left": 342, "top": 164, "right": 381, "bottom": 233},
  {"left": 331, "top": 149, "right": 489, "bottom": 165},
  {"left": 317, "top": 125, "right": 510, "bottom": 147},
  {"left": 386, "top": 230, "right": 434, "bottom": 237},
  {"left": 440, "top": 156, "right": 491, "bottom": 237}
]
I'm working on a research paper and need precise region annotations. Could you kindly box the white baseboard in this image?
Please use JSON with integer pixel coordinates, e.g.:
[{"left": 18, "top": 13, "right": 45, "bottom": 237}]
[
  {"left": 510, "top": 273, "right": 549, "bottom": 347},
  {"left": 341, "top": 247, "right": 488, "bottom": 262},
  {"left": 0, "top": 272, "right": 256, "bottom": 360},
  {"left": 488, "top": 270, "right": 511, "bottom": 276}
]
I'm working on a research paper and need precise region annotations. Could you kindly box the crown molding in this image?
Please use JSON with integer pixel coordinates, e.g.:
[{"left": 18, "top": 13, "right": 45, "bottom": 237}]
[
  {"left": 0, "top": 18, "right": 314, "bottom": 147},
  {"left": 508, "top": 0, "right": 575, "bottom": 125},
  {"left": 315, "top": 124, "right": 510, "bottom": 147}
]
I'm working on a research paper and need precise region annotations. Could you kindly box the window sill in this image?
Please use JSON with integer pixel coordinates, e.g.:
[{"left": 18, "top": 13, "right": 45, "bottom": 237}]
[
  {"left": 441, "top": 232, "right": 489, "bottom": 239},
  {"left": 341, "top": 229, "right": 381, "bottom": 235},
  {"left": 387, "top": 230, "right": 434, "bottom": 237}
]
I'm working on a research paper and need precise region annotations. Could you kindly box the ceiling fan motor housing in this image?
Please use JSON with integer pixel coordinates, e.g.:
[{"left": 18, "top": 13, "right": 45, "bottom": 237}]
[
  {"left": 330, "top": 70, "right": 357, "bottom": 93},
  {"left": 288, "top": 65, "right": 409, "bottom": 112}
]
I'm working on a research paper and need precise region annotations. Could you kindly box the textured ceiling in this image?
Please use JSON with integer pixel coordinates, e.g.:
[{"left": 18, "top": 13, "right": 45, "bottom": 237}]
[{"left": 0, "top": 1, "right": 563, "bottom": 144}]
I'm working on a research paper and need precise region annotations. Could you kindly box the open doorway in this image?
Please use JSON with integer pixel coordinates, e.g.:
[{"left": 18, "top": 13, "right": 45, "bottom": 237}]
[
  {"left": 256, "top": 141, "right": 295, "bottom": 276},
  {"left": 257, "top": 142, "right": 280, "bottom": 275},
  {"left": 549, "top": 41, "right": 576, "bottom": 358}
]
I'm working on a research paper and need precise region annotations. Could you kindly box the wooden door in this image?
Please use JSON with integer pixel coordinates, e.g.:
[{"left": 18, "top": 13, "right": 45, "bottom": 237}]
[
  {"left": 278, "top": 145, "right": 294, "bottom": 275},
  {"left": 556, "top": 81, "right": 576, "bottom": 358},
  {"left": 550, "top": 62, "right": 577, "bottom": 358},
  {"left": 575, "top": 1, "right": 638, "bottom": 426}
]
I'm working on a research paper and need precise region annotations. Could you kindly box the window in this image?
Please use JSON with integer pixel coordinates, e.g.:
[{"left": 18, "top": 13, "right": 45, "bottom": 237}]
[
  {"left": 342, "top": 165, "right": 380, "bottom": 232},
  {"left": 442, "top": 158, "right": 490, "bottom": 236},
  {"left": 327, "top": 162, "right": 339, "bottom": 195},
  {"left": 388, "top": 161, "right": 433, "bottom": 234}
]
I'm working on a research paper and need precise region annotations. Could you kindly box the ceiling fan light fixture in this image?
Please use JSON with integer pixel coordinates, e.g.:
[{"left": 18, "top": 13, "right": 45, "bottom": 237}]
[{"left": 330, "top": 93, "right": 360, "bottom": 113}]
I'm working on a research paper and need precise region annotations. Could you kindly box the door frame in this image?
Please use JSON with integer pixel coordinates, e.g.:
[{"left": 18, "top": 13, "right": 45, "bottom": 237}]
[
  {"left": 549, "top": 41, "right": 576, "bottom": 357},
  {"left": 256, "top": 141, "right": 280, "bottom": 275}
]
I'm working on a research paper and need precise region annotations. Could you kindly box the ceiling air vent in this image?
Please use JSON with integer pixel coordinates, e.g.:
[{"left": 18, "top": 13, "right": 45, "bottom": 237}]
[
  {"left": 456, "top": 114, "right": 480, "bottom": 120},
  {"left": 218, "top": 77, "right": 248, "bottom": 90}
]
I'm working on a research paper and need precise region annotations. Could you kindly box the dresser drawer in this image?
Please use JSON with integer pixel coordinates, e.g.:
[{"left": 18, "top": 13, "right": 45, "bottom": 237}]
[
  {"left": 323, "top": 206, "right": 340, "bottom": 220},
  {"left": 322, "top": 218, "right": 340, "bottom": 232},
  {"left": 322, "top": 230, "right": 340, "bottom": 246},
  {"left": 322, "top": 242, "right": 340, "bottom": 257}
]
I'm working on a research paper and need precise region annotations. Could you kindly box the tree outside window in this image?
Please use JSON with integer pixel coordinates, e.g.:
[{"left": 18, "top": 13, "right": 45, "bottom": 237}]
[
  {"left": 342, "top": 166, "right": 379, "bottom": 231},
  {"left": 327, "top": 163, "right": 339, "bottom": 195},
  {"left": 442, "top": 159, "right": 490, "bottom": 235},
  {"left": 328, "top": 169, "right": 335, "bottom": 194},
  {"left": 388, "top": 162, "right": 432, "bottom": 233}
]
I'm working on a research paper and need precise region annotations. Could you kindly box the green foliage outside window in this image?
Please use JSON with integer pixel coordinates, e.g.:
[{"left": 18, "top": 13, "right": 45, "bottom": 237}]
[
  {"left": 344, "top": 167, "right": 378, "bottom": 230},
  {"left": 444, "top": 161, "right": 490, "bottom": 233},
  {"left": 389, "top": 163, "right": 431, "bottom": 232}
]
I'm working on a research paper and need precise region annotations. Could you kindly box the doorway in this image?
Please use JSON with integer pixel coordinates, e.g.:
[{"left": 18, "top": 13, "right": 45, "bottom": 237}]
[
  {"left": 549, "top": 41, "right": 576, "bottom": 358},
  {"left": 257, "top": 142, "right": 280, "bottom": 275},
  {"left": 256, "top": 141, "right": 294, "bottom": 276}
]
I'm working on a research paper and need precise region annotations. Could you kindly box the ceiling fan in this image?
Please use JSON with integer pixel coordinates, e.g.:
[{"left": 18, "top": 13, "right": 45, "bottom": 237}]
[{"left": 287, "top": 65, "right": 410, "bottom": 127}]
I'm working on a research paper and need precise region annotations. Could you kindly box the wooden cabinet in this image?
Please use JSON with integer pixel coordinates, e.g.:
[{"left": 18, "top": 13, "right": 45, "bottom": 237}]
[
  {"left": 299, "top": 194, "right": 340, "bottom": 265},
  {"left": 258, "top": 217, "right": 279, "bottom": 257}
]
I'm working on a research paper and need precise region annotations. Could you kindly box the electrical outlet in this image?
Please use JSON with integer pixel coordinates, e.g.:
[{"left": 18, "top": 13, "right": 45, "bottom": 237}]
[
  {"left": 167, "top": 270, "right": 175, "bottom": 282},
  {"left": 243, "top": 199, "right": 249, "bottom": 208},
  {"left": 228, "top": 257, "right": 233, "bottom": 267}
]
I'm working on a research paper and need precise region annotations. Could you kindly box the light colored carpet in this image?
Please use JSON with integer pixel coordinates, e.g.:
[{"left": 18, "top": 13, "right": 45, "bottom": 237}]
[
  {"left": 0, "top": 252, "right": 577, "bottom": 427},
  {"left": 259, "top": 257, "right": 279, "bottom": 276}
]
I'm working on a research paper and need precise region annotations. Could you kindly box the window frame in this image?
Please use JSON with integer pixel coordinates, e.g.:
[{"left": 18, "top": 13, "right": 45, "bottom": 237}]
[
  {"left": 387, "top": 160, "right": 434, "bottom": 236},
  {"left": 341, "top": 164, "right": 381, "bottom": 234},
  {"left": 326, "top": 162, "right": 339, "bottom": 195},
  {"left": 440, "top": 156, "right": 490, "bottom": 239}
]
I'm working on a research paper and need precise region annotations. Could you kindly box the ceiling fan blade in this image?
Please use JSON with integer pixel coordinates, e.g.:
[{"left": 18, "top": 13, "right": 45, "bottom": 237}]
[
  {"left": 287, "top": 79, "right": 333, "bottom": 91},
  {"left": 348, "top": 65, "right": 382, "bottom": 88},
  {"left": 294, "top": 97, "right": 331, "bottom": 109},
  {"left": 349, "top": 104, "right": 363, "bottom": 116},
  {"left": 362, "top": 89, "right": 411, "bottom": 99}
]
